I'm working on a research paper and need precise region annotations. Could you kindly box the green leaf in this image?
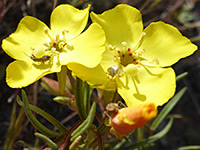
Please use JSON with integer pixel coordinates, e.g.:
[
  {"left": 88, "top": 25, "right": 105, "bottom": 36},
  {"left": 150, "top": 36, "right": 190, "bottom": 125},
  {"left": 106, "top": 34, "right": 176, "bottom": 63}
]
[
  {"left": 21, "top": 90, "right": 63, "bottom": 138},
  {"left": 71, "top": 102, "right": 96, "bottom": 141},
  {"left": 177, "top": 145, "right": 200, "bottom": 150},
  {"left": 123, "top": 118, "right": 173, "bottom": 150},
  {"left": 176, "top": 72, "right": 188, "bottom": 82},
  {"left": 34, "top": 132, "right": 58, "bottom": 150},
  {"left": 17, "top": 94, "right": 67, "bottom": 132},
  {"left": 151, "top": 87, "right": 187, "bottom": 131}
]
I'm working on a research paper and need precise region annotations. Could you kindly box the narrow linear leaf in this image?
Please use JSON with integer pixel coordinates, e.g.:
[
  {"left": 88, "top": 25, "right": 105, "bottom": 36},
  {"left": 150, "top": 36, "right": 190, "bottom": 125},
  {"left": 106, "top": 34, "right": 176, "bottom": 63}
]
[
  {"left": 112, "top": 137, "right": 127, "bottom": 150},
  {"left": 21, "top": 90, "right": 62, "bottom": 138},
  {"left": 17, "top": 140, "right": 33, "bottom": 148},
  {"left": 4, "top": 98, "right": 17, "bottom": 150},
  {"left": 123, "top": 118, "right": 173, "bottom": 150},
  {"left": 177, "top": 145, "right": 200, "bottom": 150},
  {"left": 69, "top": 135, "right": 82, "bottom": 150},
  {"left": 35, "top": 132, "right": 58, "bottom": 150},
  {"left": 176, "top": 72, "right": 188, "bottom": 82},
  {"left": 151, "top": 87, "right": 187, "bottom": 131},
  {"left": 71, "top": 102, "right": 96, "bottom": 141},
  {"left": 17, "top": 96, "right": 67, "bottom": 132}
]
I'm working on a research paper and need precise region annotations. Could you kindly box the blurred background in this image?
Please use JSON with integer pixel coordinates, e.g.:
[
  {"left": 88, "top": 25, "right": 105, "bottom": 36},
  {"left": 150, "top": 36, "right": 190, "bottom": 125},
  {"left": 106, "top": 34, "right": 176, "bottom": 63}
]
[{"left": 0, "top": 0, "right": 200, "bottom": 149}]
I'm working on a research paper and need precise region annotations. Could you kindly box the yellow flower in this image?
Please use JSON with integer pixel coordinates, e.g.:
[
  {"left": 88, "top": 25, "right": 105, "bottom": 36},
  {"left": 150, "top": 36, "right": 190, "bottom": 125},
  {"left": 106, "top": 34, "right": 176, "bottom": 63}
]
[
  {"left": 2, "top": 4, "right": 105, "bottom": 88},
  {"left": 109, "top": 103, "right": 157, "bottom": 138},
  {"left": 71, "top": 4, "right": 197, "bottom": 107}
]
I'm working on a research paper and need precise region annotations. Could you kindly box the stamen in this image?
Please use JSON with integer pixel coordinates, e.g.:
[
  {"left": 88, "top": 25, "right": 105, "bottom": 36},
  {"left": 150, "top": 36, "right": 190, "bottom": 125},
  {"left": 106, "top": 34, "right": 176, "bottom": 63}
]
[
  {"left": 62, "top": 30, "right": 69, "bottom": 41},
  {"left": 129, "top": 53, "right": 132, "bottom": 56},
  {"left": 122, "top": 42, "right": 127, "bottom": 52},
  {"left": 122, "top": 42, "right": 127, "bottom": 46},
  {"left": 132, "top": 32, "right": 146, "bottom": 51},
  {"left": 30, "top": 47, "right": 35, "bottom": 51},
  {"left": 44, "top": 27, "right": 53, "bottom": 41},
  {"left": 43, "top": 42, "right": 49, "bottom": 47},
  {"left": 50, "top": 47, "right": 56, "bottom": 52},
  {"left": 118, "top": 50, "right": 120, "bottom": 53},
  {"left": 138, "top": 32, "right": 146, "bottom": 43},
  {"left": 58, "top": 42, "right": 65, "bottom": 49},
  {"left": 122, "top": 54, "right": 125, "bottom": 57},
  {"left": 55, "top": 34, "right": 60, "bottom": 41},
  {"left": 114, "top": 56, "right": 121, "bottom": 62},
  {"left": 137, "top": 49, "right": 145, "bottom": 56},
  {"left": 109, "top": 45, "right": 116, "bottom": 50},
  {"left": 128, "top": 48, "right": 131, "bottom": 51},
  {"left": 153, "top": 58, "right": 159, "bottom": 65}
]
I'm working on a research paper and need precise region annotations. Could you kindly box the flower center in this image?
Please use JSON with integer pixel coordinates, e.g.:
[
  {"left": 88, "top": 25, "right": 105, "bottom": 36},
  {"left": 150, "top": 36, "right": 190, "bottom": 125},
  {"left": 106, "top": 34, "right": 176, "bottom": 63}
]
[
  {"left": 107, "top": 32, "right": 159, "bottom": 77},
  {"left": 29, "top": 27, "right": 73, "bottom": 63}
]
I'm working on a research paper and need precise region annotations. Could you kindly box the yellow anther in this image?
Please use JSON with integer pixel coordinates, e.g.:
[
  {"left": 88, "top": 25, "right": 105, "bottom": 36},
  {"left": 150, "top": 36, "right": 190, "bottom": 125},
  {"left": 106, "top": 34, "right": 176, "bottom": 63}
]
[
  {"left": 133, "top": 32, "right": 146, "bottom": 51},
  {"left": 122, "top": 42, "right": 127, "bottom": 52},
  {"left": 58, "top": 42, "right": 65, "bottom": 49},
  {"left": 114, "top": 56, "right": 121, "bottom": 63},
  {"left": 122, "top": 42, "right": 127, "bottom": 46},
  {"left": 44, "top": 27, "right": 53, "bottom": 41},
  {"left": 137, "top": 49, "right": 145, "bottom": 56},
  {"left": 153, "top": 58, "right": 159, "bottom": 65},
  {"left": 43, "top": 42, "right": 49, "bottom": 47},
  {"left": 55, "top": 34, "right": 60, "bottom": 41},
  {"left": 44, "top": 27, "right": 49, "bottom": 34},
  {"left": 108, "top": 45, "right": 116, "bottom": 50},
  {"left": 30, "top": 47, "right": 35, "bottom": 51},
  {"left": 62, "top": 30, "right": 69, "bottom": 34},
  {"left": 50, "top": 47, "right": 56, "bottom": 52},
  {"left": 62, "top": 30, "right": 69, "bottom": 41},
  {"left": 139, "top": 32, "right": 146, "bottom": 42}
]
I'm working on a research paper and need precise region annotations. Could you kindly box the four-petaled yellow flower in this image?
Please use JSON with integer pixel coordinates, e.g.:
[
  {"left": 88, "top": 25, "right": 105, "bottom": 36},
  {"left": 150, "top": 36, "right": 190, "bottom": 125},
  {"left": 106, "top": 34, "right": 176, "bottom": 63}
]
[
  {"left": 71, "top": 4, "right": 197, "bottom": 107},
  {"left": 2, "top": 4, "right": 105, "bottom": 88}
]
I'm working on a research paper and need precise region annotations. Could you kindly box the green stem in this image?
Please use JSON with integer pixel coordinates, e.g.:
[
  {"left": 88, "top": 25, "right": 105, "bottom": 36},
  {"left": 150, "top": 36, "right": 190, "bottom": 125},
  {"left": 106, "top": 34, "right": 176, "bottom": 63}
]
[
  {"left": 67, "top": 69, "right": 76, "bottom": 95},
  {"left": 75, "top": 77, "right": 87, "bottom": 119},
  {"left": 57, "top": 65, "right": 67, "bottom": 95}
]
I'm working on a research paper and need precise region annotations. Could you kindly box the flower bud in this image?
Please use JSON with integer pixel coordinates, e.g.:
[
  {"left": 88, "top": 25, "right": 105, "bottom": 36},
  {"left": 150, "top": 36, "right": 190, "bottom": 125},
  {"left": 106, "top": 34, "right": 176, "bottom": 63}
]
[{"left": 110, "top": 103, "right": 157, "bottom": 137}]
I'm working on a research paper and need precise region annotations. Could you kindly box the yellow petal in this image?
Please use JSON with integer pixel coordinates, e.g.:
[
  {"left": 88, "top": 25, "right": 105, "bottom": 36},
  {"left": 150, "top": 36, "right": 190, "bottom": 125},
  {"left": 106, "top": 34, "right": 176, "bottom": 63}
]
[
  {"left": 2, "top": 16, "right": 50, "bottom": 61},
  {"left": 141, "top": 21, "right": 198, "bottom": 67},
  {"left": 59, "top": 23, "right": 105, "bottom": 68},
  {"left": 50, "top": 4, "right": 90, "bottom": 40},
  {"left": 117, "top": 67, "right": 176, "bottom": 107},
  {"left": 90, "top": 4, "right": 143, "bottom": 49},
  {"left": 67, "top": 64, "right": 107, "bottom": 86},
  {"left": 6, "top": 58, "right": 61, "bottom": 88}
]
